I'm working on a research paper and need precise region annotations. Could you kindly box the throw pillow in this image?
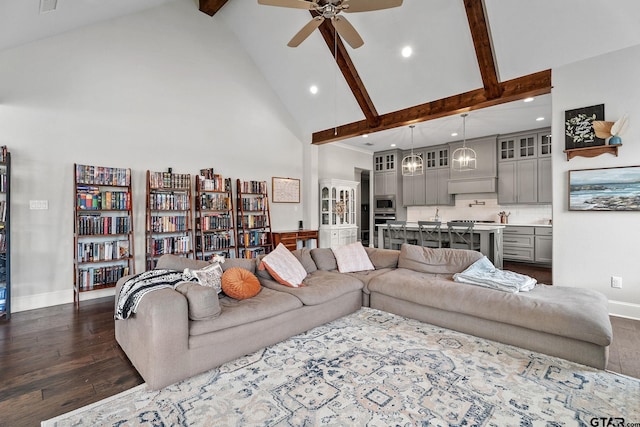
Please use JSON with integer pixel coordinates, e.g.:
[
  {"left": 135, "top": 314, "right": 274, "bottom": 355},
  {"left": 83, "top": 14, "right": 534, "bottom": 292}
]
[
  {"left": 332, "top": 241, "right": 375, "bottom": 273},
  {"left": 184, "top": 262, "right": 224, "bottom": 294},
  {"left": 175, "top": 282, "right": 221, "bottom": 320},
  {"left": 221, "top": 268, "right": 261, "bottom": 300},
  {"left": 258, "top": 243, "right": 307, "bottom": 287}
]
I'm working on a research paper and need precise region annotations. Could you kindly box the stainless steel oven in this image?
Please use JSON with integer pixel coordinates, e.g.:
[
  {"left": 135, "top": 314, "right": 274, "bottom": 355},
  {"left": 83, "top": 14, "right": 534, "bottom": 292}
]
[{"left": 374, "top": 195, "right": 395, "bottom": 214}]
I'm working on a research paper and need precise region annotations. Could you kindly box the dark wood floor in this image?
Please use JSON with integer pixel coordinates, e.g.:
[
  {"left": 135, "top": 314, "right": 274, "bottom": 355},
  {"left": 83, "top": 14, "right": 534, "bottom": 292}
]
[{"left": 1, "top": 273, "right": 638, "bottom": 426}]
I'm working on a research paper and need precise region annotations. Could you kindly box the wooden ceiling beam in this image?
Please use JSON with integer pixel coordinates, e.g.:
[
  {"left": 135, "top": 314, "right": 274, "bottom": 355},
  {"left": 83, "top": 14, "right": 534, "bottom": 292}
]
[
  {"left": 199, "top": 0, "right": 230, "bottom": 16},
  {"left": 314, "top": 12, "right": 380, "bottom": 128},
  {"left": 311, "top": 69, "right": 551, "bottom": 145},
  {"left": 464, "top": 0, "right": 502, "bottom": 99}
]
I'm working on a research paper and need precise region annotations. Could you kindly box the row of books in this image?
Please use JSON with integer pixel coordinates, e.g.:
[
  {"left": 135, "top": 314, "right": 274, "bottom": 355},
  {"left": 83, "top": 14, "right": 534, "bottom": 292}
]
[
  {"left": 199, "top": 193, "right": 231, "bottom": 211},
  {"left": 77, "top": 240, "right": 130, "bottom": 263},
  {"left": 239, "top": 231, "right": 270, "bottom": 247},
  {"left": 0, "top": 174, "right": 7, "bottom": 193},
  {"left": 77, "top": 215, "right": 130, "bottom": 236},
  {"left": 77, "top": 265, "right": 130, "bottom": 290},
  {"left": 148, "top": 236, "right": 192, "bottom": 256},
  {"left": 199, "top": 174, "right": 232, "bottom": 192},
  {"left": 76, "top": 164, "right": 131, "bottom": 187},
  {"left": 239, "top": 247, "right": 267, "bottom": 259},
  {"left": 239, "top": 180, "right": 267, "bottom": 195},
  {"left": 239, "top": 214, "right": 268, "bottom": 228},
  {"left": 149, "top": 171, "right": 191, "bottom": 190},
  {"left": 150, "top": 215, "right": 189, "bottom": 233},
  {"left": 199, "top": 214, "right": 233, "bottom": 231},
  {"left": 197, "top": 232, "right": 234, "bottom": 251},
  {"left": 149, "top": 192, "right": 190, "bottom": 210},
  {"left": 240, "top": 196, "right": 267, "bottom": 212},
  {"left": 0, "top": 146, "right": 8, "bottom": 163},
  {"left": 76, "top": 186, "right": 131, "bottom": 210}
]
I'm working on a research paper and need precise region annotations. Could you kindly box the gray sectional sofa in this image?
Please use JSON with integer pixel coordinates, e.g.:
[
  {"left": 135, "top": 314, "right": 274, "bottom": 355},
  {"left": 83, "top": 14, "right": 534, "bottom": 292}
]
[{"left": 115, "top": 244, "right": 613, "bottom": 390}]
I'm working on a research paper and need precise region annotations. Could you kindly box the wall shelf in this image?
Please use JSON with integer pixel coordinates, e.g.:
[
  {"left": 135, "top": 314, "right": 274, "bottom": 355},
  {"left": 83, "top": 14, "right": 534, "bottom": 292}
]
[{"left": 563, "top": 145, "right": 621, "bottom": 160}]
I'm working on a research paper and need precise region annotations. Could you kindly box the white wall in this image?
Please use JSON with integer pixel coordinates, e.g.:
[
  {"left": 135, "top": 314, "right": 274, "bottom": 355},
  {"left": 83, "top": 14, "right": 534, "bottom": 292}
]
[
  {"left": 0, "top": 1, "right": 359, "bottom": 311},
  {"left": 552, "top": 43, "right": 640, "bottom": 319}
]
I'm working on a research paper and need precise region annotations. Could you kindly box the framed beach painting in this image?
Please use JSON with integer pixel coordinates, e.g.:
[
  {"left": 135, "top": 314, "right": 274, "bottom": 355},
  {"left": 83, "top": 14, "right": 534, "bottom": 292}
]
[{"left": 568, "top": 166, "right": 640, "bottom": 211}]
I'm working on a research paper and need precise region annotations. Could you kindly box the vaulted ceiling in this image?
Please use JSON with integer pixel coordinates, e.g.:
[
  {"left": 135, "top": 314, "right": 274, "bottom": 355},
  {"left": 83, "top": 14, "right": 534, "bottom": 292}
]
[{"left": 3, "top": 0, "right": 640, "bottom": 152}]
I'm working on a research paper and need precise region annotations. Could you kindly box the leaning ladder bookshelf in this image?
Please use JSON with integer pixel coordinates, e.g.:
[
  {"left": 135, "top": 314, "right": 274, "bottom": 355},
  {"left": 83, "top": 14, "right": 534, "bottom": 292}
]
[
  {"left": 145, "top": 170, "right": 195, "bottom": 270},
  {"left": 0, "top": 147, "right": 10, "bottom": 319},
  {"left": 73, "top": 163, "right": 135, "bottom": 306},
  {"left": 195, "top": 171, "right": 236, "bottom": 260},
  {"left": 236, "top": 179, "right": 273, "bottom": 259}
]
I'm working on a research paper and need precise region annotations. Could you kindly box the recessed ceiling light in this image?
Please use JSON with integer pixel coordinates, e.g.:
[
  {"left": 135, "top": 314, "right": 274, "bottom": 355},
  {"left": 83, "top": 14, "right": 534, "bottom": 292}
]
[
  {"left": 524, "top": 97, "right": 535, "bottom": 103},
  {"left": 451, "top": 132, "right": 458, "bottom": 137},
  {"left": 401, "top": 46, "right": 413, "bottom": 58},
  {"left": 391, "top": 143, "right": 397, "bottom": 147},
  {"left": 309, "top": 85, "right": 318, "bottom": 95},
  {"left": 536, "top": 117, "right": 545, "bottom": 121},
  {"left": 362, "top": 134, "right": 368, "bottom": 138}
]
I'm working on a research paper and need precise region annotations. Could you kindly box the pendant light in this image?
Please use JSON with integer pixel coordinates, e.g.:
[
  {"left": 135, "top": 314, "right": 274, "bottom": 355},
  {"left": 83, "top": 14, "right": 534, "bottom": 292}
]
[
  {"left": 401, "top": 125, "right": 423, "bottom": 176},
  {"left": 452, "top": 113, "right": 477, "bottom": 172}
]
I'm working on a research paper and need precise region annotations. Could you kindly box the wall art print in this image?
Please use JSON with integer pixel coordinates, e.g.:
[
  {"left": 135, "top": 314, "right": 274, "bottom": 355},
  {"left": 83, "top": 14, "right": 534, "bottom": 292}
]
[
  {"left": 568, "top": 165, "right": 640, "bottom": 211},
  {"left": 564, "top": 104, "right": 605, "bottom": 149}
]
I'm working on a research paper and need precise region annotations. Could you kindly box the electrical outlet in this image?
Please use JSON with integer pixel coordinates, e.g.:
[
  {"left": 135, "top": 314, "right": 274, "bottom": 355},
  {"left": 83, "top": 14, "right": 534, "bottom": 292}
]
[
  {"left": 611, "top": 276, "right": 622, "bottom": 289},
  {"left": 29, "top": 200, "right": 49, "bottom": 210}
]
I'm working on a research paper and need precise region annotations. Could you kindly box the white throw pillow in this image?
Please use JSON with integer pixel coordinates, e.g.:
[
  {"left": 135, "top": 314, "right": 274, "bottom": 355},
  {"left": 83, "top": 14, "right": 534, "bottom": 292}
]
[
  {"left": 184, "top": 262, "right": 224, "bottom": 294},
  {"left": 332, "top": 241, "right": 375, "bottom": 273},
  {"left": 259, "top": 243, "right": 307, "bottom": 287}
]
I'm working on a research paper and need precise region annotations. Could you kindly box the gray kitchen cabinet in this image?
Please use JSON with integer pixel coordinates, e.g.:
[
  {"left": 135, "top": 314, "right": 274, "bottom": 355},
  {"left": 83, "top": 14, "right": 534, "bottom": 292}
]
[
  {"left": 497, "top": 128, "right": 550, "bottom": 204},
  {"left": 374, "top": 149, "right": 401, "bottom": 196},
  {"left": 425, "top": 168, "right": 453, "bottom": 206},
  {"left": 375, "top": 171, "right": 397, "bottom": 196},
  {"left": 534, "top": 227, "right": 552, "bottom": 264},
  {"left": 402, "top": 150, "right": 426, "bottom": 206},
  {"left": 503, "top": 225, "right": 552, "bottom": 264}
]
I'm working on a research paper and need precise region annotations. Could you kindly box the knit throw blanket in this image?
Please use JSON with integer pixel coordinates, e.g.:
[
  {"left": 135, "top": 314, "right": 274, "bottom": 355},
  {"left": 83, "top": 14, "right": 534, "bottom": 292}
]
[{"left": 115, "top": 269, "right": 188, "bottom": 320}]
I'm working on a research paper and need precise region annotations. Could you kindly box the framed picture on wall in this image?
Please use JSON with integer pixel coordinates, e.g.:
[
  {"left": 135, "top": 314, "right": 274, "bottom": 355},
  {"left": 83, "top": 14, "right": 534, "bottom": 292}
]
[
  {"left": 272, "top": 177, "right": 300, "bottom": 203},
  {"left": 564, "top": 104, "right": 605, "bottom": 149},
  {"left": 568, "top": 165, "right": 640, "bottom": 211}
]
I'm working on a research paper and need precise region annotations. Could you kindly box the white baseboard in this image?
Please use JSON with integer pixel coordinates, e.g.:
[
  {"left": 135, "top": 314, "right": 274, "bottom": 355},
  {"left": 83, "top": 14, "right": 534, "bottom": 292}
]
[
  {"left": 11, "top": 288, "right": 115, "bottom": 313},
  {"left": 608, "top": 299, "right": 640, "bottom": 321}
]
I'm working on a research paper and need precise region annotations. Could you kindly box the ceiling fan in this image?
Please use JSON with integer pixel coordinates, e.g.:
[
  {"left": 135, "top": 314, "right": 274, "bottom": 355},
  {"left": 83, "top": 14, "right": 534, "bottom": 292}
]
[{"left": 258, "top": 0, "right": 403, "bottom": 49}]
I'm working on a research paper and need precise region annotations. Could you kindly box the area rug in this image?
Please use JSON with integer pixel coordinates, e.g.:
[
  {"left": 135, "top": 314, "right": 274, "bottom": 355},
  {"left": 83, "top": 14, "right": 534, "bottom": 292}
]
[{"left": 43, "top": 308, "right": 640, "bottom": 426}]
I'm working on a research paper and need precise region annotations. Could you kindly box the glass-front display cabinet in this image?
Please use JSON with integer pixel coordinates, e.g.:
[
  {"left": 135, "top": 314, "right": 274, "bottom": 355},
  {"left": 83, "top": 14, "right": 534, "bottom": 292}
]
[{"left": 319, "top": 179, "right": 358, "bottom": 248}]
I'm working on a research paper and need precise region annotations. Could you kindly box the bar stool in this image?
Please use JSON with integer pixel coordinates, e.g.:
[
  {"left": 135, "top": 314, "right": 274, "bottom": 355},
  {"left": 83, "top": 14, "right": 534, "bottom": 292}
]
[
  {"left": 417, "top": 221, "right": 444, "bottom": 248},
  {"left": 447, "top": 221, "right": 481, "bottom": 251},
  {"left": 384, "top": 220, "right": 409, "bottom": 250}
]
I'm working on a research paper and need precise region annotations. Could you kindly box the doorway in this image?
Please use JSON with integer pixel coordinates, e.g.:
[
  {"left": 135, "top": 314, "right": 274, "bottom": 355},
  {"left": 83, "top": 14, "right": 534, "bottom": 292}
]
[{"left": 356, "top": 168, "right": 371, "bottom": 246}]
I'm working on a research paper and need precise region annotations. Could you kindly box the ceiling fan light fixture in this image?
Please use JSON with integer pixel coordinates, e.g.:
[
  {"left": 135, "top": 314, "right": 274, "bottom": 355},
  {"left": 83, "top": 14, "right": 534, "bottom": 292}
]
[
  {"left": 401, "top": 125, "right": 423, "bottom": 176},
  {"left": 452, "top": 113, "right": 477, "bottom": 172}
]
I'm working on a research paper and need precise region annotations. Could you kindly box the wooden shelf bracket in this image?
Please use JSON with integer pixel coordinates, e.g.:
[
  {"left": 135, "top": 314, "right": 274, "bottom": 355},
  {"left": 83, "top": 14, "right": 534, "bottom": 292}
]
[{"left": 563, "top": 145, "right": 621, "bottom": 161}]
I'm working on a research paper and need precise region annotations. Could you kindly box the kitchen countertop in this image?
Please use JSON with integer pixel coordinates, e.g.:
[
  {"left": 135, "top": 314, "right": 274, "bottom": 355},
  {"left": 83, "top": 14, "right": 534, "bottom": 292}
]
[{"left": 377, "top": 223, "right": 505, "bottom": 231}]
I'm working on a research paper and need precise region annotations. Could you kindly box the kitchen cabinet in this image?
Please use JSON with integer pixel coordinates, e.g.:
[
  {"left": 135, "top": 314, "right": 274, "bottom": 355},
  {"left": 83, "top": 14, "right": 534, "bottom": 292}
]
[
  {"left": 503, "top": 225, "right": 551, "bottom": 264},
  {"left": 374, "top": 149, "right": 401, "bottom": 196},
  {"left": 319, "top": 179, "right": 358, "bottom": 248},
  {"left": 498, "top": 128, "right": 551, "bottom": 204},
  {"left": 448, "top": 136, "right": 497, "bottom": 194},
  {"left": 402, "top": 151, "right": 426, "bottom": 206},
  {"left": 425, "top": 145, "right": 453, "bottom": 206}
]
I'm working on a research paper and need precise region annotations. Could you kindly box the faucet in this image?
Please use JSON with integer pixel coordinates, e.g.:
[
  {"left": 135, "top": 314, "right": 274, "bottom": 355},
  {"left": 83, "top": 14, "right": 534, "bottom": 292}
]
[{"left": 469, "top": 200, "right": 486, "bottom": 208}]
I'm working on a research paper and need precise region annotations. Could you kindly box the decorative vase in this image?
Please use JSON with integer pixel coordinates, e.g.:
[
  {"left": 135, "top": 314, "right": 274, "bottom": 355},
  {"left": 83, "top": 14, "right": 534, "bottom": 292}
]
[{"left": 609, "top": 136, "right": 622, "bottom": 145}]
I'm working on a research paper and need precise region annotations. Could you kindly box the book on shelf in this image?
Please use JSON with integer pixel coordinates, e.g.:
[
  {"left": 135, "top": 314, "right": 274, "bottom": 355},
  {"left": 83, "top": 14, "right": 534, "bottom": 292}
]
[
  {"left": 75, "top": 164, "right": 130, "bottom": 186},
  {"left": 149, "top": 171, "right": 191, "bottom": 189}
]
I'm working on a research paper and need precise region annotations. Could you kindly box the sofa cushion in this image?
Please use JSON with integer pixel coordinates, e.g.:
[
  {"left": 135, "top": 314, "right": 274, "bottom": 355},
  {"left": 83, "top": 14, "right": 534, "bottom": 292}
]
[
  {"left": 259, "top": 243, "right": 307, "bottom": 287},
  {"left": 310, "top": 248, "right": 338, "bottom": 271},
  {"left": 292, "top": 248, "right": 318, "bottom": 274},
  {"left": 347, "top": 268, "right": 394, "bottom": 294},
  {"left": 189, "top": 287, "right": 302, "bottom": 336},
  {"left": 398, "top": 245, "right": 483, "bottom": 275},
  {"left": 175, "top": 281, "right": 221, "bottom": 321},
  {"left": 222, "top": 258, "right": 257, "bottom": 274},
  {"left": 221, "top": 268, "right": 261, "bottom": 300},
  {"left": 332, "top": 242, "right": 375, "bottom": 273},
  {"left": 368, "top": 269, "right": 612, "bottom": 347},
  {"left": 156, "top": 254, "right": 209, "bottom": 271},
  {"left": 184, "top": 262, "right": 224, "bottom": 293},
  {"left": 260, "top": 270, "right": 363, "bottom": 306},
  {"left": 364, "top": 247, "right": 400, "bottom": 269}
]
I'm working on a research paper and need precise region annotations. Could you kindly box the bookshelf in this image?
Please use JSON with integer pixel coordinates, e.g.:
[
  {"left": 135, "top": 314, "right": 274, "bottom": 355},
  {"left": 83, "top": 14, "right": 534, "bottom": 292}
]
[
  {"left": 236, "top": 179, "right": 273, "bottom": 259},
  {"left": 195, "top": 170, "right": 236, "bottom": 260},
  {"left": 0, "top": 147, "right": 10, "bottom": 319},
  {"left": 145, "top": 170, "right": 195, "bottom": 269},
  {"left": 73, "top": 163, "right": 135, "bottom": 305}
]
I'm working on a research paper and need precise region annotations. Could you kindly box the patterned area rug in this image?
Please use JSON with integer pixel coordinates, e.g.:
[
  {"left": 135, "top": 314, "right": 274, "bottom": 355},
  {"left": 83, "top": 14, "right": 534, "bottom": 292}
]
[{"left": 43, "top": 308, "right": 640, "bottom": 426}]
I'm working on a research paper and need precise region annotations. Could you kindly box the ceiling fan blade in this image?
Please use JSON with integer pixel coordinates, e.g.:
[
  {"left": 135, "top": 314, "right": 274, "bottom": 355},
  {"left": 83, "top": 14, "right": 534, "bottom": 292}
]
[
  {"left": 343, "top": 0, "right": 403, "bottom": 13},
  {"left": 288, "top": 16, "right": 325, "bottom": 47},
  {"left": 331, "top": 15, "right": 364, "bottom": 49},
  {"left": 258, "top": 0, "right": 317, "bottom": 10}
]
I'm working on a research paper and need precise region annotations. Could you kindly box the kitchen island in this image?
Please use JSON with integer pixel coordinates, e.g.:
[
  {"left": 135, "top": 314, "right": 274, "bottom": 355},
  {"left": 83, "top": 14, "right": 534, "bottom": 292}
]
[{"left": 377, "top": 222, "right": 505, "bottom": 268}]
